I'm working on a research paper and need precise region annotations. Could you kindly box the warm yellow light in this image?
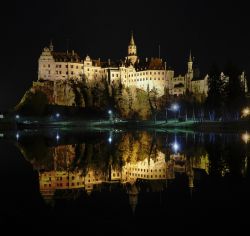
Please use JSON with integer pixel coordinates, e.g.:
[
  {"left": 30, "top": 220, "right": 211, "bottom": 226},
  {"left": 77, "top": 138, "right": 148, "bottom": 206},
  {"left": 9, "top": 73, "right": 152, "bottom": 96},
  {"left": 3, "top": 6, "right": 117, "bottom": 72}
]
[
  {"left": 242, "top": 132, "right": 250, "bottom": 144},
  {"left": 242, "top": 107, "right": 250, "bottom": 116}
]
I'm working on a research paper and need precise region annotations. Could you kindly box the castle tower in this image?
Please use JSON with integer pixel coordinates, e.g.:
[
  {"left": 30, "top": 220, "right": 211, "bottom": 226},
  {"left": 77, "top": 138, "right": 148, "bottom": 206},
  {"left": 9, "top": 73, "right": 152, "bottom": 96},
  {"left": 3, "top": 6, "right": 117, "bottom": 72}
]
[
  {"left": 186, "top": 50, "right": 194, "bottom": 91},
  {"left": 127, "top": 31, "right": 138, "bottom": 65},
  {"left": 49, "top": 40, "right": 54, "bottom": 51},
  {"left": 188, "top": 50, "right": 193, "bottom": 73}
]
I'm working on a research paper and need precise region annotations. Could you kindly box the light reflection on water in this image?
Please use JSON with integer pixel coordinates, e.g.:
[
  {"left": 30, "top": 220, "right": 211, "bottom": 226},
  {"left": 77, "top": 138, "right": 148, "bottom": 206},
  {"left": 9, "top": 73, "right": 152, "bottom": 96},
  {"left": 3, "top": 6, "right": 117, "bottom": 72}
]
[{"left": 1, "top": 129, "right": 250, "bottom": 231}]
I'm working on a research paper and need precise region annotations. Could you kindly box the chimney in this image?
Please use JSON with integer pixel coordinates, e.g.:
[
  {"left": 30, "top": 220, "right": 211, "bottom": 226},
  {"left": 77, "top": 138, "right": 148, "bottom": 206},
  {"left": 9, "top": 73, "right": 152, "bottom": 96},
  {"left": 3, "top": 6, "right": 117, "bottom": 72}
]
[
  {"left": 164, "top": 61, "right": 167, "bottom": 70},
  {"left": 108, "top": 59, "right": 110, "bottom": 66}
]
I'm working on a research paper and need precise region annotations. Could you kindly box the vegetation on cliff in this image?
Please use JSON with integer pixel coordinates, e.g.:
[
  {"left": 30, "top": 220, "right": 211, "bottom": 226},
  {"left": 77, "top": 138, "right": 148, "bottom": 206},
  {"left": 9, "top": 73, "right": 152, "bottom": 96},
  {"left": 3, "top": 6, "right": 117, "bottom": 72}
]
[{"left": 14, "top": 77, "right": 207, "bottom": 120}]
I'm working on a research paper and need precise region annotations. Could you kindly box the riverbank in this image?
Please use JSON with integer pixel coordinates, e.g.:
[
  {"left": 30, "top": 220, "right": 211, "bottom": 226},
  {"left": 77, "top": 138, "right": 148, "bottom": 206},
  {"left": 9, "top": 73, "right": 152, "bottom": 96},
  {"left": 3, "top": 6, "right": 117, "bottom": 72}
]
[{"left": 1, "top": 118, "right": 250, "bottom": 132}]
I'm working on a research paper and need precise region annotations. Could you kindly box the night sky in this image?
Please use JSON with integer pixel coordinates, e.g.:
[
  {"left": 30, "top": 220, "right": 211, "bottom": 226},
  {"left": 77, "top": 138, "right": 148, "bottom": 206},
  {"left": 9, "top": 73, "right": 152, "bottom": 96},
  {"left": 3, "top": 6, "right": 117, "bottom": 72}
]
[{"left": 1, "top": 0, "right": 249, "bottom": 110}]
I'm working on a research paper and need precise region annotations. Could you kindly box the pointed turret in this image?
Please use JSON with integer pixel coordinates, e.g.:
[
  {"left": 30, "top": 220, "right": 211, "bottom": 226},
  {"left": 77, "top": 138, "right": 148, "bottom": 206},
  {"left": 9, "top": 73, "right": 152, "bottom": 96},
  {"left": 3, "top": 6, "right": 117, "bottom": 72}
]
[
  {"left": 189, "top": 50, "right": 192, "bottom": 62},
  {"left": 49, "top": 40, "right": 54, "bottom": 51},
  {"left": 127, "top": 31, "right": 137, "bottom": 65},
  {"left": 187, "top": 50, "right": 193, "bottom": 73},
  {"left": 130, "top": 31, "right": 135, "bottom": 45}
]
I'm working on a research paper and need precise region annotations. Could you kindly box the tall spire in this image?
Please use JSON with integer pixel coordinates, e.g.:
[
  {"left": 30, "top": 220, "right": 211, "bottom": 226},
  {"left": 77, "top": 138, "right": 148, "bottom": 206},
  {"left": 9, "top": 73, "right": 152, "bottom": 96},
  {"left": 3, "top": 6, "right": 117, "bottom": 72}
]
[
  {"left": 130, "top": 31, "right": 135, "bottom": 45},
  {"left": 49, "top": 39, "right": 54, "bottom": 51},
  {"left": 189, "top": 50, "right": 192, "bottom": 62}
]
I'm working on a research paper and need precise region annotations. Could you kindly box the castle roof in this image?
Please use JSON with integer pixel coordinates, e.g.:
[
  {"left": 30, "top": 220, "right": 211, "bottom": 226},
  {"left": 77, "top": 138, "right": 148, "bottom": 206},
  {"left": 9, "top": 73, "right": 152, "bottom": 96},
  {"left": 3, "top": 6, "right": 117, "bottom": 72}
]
[
  {"left": 51, "top": 51, "right": 82, "bottom": 62},
  {"left": 100, "top": 60, "right": 124, "bottom": 68},
  {"left": 134, "top": 57, "right": 165, "bottom": 71}
]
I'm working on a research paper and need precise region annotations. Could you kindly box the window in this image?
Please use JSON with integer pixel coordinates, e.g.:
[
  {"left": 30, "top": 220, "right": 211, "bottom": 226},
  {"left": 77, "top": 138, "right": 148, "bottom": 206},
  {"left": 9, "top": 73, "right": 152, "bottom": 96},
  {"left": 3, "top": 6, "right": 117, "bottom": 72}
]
[
  {"left": 71, "top": 71, "right": 73, "bottom": 75},
  {"left": 76, "top": 66, "right": 78, "bottom": 69},
  {"left": 48, "top": 64, "right": 50, "bottom": 68},
  {"left": 65, "top": 65, "right": 68, "bottom": 68}
]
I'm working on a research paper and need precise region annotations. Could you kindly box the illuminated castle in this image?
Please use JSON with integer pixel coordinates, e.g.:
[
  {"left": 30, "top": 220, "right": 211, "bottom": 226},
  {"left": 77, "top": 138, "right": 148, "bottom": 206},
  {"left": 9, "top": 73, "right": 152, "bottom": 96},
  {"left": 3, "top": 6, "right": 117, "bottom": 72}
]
[{"left": 38, "top": 33, "right": 210, "bottom": 96}]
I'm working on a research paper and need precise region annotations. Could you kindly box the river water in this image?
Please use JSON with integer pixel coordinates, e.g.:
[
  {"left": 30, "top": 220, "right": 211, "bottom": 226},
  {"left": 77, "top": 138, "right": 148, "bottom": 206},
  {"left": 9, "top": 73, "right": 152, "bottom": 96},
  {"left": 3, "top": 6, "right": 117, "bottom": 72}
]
[{"left": 0, "top": 128, "right": 249, "bottom": 233}]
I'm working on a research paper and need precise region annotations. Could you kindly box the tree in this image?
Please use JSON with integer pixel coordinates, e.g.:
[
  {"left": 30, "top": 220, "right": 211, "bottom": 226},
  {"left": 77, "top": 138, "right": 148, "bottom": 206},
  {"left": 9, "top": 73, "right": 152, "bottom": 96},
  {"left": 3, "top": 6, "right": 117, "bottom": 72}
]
[
  {"left": 224, "top": 62, "right": 245, "bottom": 116},
  {"left": 206, "top": 63, "right": 224, "bottom": 119},
  {"left": 148, "top": 87, "right": 159, "bottom": 123}
]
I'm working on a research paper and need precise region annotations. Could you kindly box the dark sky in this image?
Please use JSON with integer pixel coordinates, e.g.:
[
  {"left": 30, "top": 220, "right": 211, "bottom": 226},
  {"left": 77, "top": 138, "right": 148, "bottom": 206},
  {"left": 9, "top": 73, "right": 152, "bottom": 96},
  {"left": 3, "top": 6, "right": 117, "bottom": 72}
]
[{"left": 1, "top": 0, "right": 249, "bottom": 110}]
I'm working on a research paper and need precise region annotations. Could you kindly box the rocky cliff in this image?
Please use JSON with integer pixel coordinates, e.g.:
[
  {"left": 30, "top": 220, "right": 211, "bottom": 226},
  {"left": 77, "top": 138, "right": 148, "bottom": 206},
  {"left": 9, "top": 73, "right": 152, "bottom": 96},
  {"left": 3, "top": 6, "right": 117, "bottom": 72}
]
[{"left": 15, "top": 78, "right": 157, "bottom": 119}]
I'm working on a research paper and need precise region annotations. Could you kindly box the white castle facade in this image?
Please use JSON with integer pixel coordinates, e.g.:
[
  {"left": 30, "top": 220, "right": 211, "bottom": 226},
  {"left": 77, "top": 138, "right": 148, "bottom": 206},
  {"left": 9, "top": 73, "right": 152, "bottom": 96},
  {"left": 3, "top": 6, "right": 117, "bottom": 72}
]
[{"left": 38, "top": 33, "right": 248, "bottom": 97}]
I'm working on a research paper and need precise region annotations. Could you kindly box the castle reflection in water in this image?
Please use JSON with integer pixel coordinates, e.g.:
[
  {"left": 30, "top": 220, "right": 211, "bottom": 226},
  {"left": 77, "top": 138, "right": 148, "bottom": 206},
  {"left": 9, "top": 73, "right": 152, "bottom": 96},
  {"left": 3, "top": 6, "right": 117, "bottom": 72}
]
[{"left": 17, "top": 131, "right": 207, "bottom": 212}]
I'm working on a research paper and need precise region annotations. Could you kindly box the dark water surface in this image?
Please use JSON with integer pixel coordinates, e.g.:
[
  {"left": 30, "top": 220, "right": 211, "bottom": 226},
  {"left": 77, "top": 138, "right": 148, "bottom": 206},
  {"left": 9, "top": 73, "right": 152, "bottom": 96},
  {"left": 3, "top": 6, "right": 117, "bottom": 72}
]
[{"left": 0, "top": 128, "right": 249, "bottom": 233}]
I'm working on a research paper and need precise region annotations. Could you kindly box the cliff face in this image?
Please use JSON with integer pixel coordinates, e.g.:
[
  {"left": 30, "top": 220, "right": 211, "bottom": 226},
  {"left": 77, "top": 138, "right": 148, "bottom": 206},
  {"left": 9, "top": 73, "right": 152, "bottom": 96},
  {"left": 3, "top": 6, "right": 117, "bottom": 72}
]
[
  {"left": 16, "top": 78, "right": 157, "bottom": 119},
  {"left": 31, "top": 80, "right": 83, "bottom": 106}
]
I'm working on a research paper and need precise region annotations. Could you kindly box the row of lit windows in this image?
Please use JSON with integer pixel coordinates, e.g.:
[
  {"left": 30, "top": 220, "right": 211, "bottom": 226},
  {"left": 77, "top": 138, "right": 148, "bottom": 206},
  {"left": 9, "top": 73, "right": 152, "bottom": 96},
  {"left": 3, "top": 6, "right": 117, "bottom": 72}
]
[
  {"left": 127, "top": 78, "right": 166, "bottom": 82},
  {"left": 43, "top": 64, "right": 84, "bottom": 69},
  {"left": 56, "top": 71, "right": 81, "bottom": 75},
  {"left": 87, "top": 68, "right": 99, "bottom": 72},
  {"left": 43, "top": 179, "right": 98, "bottom": 188},
  {"left": 129, "top": 71, "right": 165, "bottom": 77},
  {"left": 129, "top": 173, "right": 166, "bottom": 178},
  {"left": 130, "top": 168, "right": 165, "bottom": 172}
]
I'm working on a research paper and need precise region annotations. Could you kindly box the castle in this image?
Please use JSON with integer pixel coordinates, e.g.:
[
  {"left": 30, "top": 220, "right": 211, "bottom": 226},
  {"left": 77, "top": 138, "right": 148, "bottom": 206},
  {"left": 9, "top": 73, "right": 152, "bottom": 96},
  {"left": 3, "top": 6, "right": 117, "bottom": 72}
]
[
  {"left": 38, "top": 33, "right": 248, "bottom": 97},
  {"left": 38, "top": 33, "right": 210, "bottom": 97}
]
